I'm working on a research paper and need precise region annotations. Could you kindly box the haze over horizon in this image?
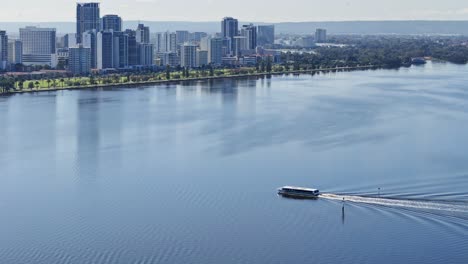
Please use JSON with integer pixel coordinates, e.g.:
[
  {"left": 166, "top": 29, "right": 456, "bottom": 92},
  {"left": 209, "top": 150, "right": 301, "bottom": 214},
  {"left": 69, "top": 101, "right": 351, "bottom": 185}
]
[{"left": 1, "top": 0, "right": 468, "bottom": 22}]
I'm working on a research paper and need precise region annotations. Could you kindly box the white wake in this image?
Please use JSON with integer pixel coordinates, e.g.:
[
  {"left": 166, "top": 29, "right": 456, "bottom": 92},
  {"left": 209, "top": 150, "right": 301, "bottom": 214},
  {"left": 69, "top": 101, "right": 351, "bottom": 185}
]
[{"left": 320, "top": 193, "right": 468, "bottom": 213}]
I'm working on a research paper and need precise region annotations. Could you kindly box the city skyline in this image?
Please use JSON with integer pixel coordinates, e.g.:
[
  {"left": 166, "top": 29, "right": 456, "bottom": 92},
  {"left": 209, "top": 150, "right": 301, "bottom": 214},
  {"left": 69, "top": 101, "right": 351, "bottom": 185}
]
[{"left": 1, "top": 0, "right": 468, "bottom": 22}]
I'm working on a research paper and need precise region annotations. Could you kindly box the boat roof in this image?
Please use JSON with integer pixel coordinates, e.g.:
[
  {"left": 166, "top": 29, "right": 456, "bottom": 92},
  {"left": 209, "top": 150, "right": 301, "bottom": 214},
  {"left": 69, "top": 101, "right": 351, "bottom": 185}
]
[{"left": 281, "top": 186, "right": 319, "bottom": 192}]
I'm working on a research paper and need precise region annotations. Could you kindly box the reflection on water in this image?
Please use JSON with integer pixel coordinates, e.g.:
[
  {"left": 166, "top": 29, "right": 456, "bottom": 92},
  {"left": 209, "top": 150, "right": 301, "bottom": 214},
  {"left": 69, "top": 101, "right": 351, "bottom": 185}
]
[{"left": 0, "top": 63, "right": 468, "bottom": 264}]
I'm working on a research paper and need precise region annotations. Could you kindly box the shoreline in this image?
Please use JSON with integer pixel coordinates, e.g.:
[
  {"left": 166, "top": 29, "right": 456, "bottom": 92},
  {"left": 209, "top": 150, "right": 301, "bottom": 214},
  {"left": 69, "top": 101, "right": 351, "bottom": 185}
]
[{"left": 2, "top": 65, "right": 379, "bottom": 95}]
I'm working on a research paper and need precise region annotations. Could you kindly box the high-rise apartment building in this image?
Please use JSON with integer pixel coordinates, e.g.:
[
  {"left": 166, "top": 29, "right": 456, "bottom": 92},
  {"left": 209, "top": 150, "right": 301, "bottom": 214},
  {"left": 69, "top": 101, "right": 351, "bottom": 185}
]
[
  {"left": 136, "top": 24, "right": 150, "bottom": 44},
  {"left": 180, "top": 43, "right": 197, "bottom": 68},
  {"left": 241, "top": 24, "right": 257, "bottom": 50},
  {"left": 101, "top": 15, "right": 122, "bottom": 32},
  {"left": 8, "top": 39, "right": 23, "bottom": 65},
  {"left": 0, "top": 31, "right": 8, "bottom": 70},
  {"left": 76, "top": 3, "right": 100, "bottom": 43},
  {"left": 158, "top": 52, "right": 179, "bottom": 67},
  {"left": 176, "top": 31, "right": 190, "bottom": 45},
  {"left": 196, "top": 50, "right": 208, "bottom": 67},
  {"left": 97, "top": 31, "right": 114, "bottom": 69},
  {"left": 257, "top": 25, "right": 275, "bottom": 46},
  {"left": 233, "top": 36, "right": 247, "bottom": 57},
  {"left": 20, "top": 27, "right": 56, "bottom": 66},
  {"left": 160, "top": 32, "right": 177, "bottom": 52},
  {"left": 208, "top": 38, "right": 223, "bottom": 65},
  {"left": 138, "top": 43, "right": 154, "bottom": 66},
  {"left": 315, "top": 28, "right": 327, "bottom": 43},
  {"left": 68, "top": 45, "right": 91, "bottom": 75},
  {"left": 190, "top": 32, "right": 208, "bottom": 42},
  {"left": 82, "top": 30, "right": 97, "bottom": 68},
  {"left": 64, "top": 33, "right": 78, "bottom": 48}
]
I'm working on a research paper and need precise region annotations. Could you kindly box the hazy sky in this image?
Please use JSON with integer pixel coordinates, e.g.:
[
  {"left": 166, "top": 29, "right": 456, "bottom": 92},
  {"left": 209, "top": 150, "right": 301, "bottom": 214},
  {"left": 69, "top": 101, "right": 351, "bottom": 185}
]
[{"left": 1, "top": 0, "right": 468, "bottom": 22}]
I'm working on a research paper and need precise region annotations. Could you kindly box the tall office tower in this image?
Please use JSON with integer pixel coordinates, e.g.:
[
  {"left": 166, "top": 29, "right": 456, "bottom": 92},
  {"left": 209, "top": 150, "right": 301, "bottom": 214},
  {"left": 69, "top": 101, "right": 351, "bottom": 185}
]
[
  {"left": 68, "top": 45, "right": 91, "bottom": 75},
  {"left": 125, "top": 30, "right": 139, "bottom": 66},
  {"left": 113, "top": 31, "right": 129, "bottom": 68},
  {"left": 199, "top": 36, "right": 210, "bottom": 51},
  {"left": 190, "top": 32, "right": 208, "bottom": 42},
  {"left": 159, "top": 52, "right": 179, "bottom": 67},
  {"left": 97, "top": 31, "right": 114, "bottom": 69},
  {"left": 176, "top": 31, "right": 190, "bottom": 45},
  {"left": 241, "top": 24, "right": 257, "bottom": 50},
  {"left": 136, "top": 24, "right": 150, "bottom": 44},
  {"left": 257, "top": 25, "right": 275, "bottom": 46},
  {"left": 315, "top": 28, "right": 327, "bottom": 43},
  {"left": 76, "top": 3, "right": 100, "bottom": 43},
  {"left": 221, "top": 17, "right": 239, "bottom": 53},
  {"left": 64, "top": 33, "right": 78, "bottom": 48},
  {"left": 180, "top": 43, "right": 197, "bottom": 68},
  {"left": 20, "top": 27, "right": 56, "bottom": 66},
  {"left": 138, "top": 43, "right": 154, "bottom": 66},
  {"left": 101, "top": 15, "right": 122, "bottom": 32},
  {"left": 221, "top": 38, "right": 231, "bottom": 56},
  {"left": 233, "top": 36, "right": 247, "bottom": 57},
  {"left": 0, "top": 31, "right": 8, "bottom": 70},
  {"left": 208, "top": 37, "right": 223, "bottom": 65},
  {"left": 196, "top": 49, "right": 208, "bottom": 67},
  {"left": 8, "top": 39, "right": 23, "bottom": 64},
  {"left": 162, "top": 32, "right": 177, "bottom": 52},
  {"left": 152, "top": 33, "right": 165, "bottom": 53},
  {"left": 82, "top": 30, "right": 97, "bottom": 68}
]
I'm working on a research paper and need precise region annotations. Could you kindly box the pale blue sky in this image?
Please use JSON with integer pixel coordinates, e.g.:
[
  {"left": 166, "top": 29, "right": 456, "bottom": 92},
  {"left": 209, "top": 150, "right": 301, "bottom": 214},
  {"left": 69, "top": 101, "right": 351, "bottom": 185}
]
[{"left": 1, "top": 0, "right": 468, "bottom": 22}]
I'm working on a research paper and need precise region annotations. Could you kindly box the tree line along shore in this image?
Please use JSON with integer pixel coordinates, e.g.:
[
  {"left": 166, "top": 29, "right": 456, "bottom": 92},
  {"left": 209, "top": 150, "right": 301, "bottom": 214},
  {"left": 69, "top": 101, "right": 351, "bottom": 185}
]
[{"left": 0, "top": 65, "right": 378, "bottom": 94}]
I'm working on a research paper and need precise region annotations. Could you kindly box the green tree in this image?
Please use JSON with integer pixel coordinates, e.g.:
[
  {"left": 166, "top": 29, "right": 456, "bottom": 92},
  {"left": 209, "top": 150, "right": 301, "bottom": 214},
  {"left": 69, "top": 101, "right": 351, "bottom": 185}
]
[
  {"left": 260, "top": 60, "right": 266, "bottom": 72},
  {"left": 209, "top": 66, "right": 214, "bottom": 77},
  {"left": 166, "top": 65, "right": 171, "bottom": 80},
  {"left": 266, "top": 56, "right": 273, "bottom": 73}
]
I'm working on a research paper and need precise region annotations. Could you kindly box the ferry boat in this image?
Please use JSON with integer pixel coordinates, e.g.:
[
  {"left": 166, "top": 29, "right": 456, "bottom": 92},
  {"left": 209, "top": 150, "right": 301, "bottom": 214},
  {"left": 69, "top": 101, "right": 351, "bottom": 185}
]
[{"left": 278, "top": 186, "right": 320, "bottom": 199}]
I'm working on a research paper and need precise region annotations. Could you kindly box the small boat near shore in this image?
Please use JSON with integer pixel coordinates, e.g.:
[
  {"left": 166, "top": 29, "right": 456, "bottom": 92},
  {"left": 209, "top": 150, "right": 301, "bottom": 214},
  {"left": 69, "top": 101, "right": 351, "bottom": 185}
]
[{"left": 278, "top": 186, "right": 320, "bottom": 199}]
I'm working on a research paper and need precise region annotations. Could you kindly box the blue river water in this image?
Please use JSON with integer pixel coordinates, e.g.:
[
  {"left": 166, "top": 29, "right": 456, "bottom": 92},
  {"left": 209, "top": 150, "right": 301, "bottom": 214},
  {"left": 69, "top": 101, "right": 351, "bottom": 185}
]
[{"left": 0, "top": 62, "right": 467, "bottom": 263}]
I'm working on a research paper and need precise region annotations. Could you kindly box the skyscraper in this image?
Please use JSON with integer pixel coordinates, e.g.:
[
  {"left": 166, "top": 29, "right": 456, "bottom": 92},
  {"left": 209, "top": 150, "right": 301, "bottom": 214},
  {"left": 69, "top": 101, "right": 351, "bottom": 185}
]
[
  {"left": 136, "top": 24, "right": 150, "bottom": 44},
  {"left": 196, "top": 50, "right": 208, "bottom": 67},
  {"left": 208, "top": 38, "right": 223, "bottom": 65},
  {"left": 257, "top": 25, "right": 275, "bottom": 46},
  {"left": 8, "top": 39, "right": 22, "bottom": 65},
  {"left": 0, "top": 31, "right": 7, "bottom": 70},
  {"left": 97, "top": 31, "right": 114, "bottom": 69},
  {"left": 152, "top": 33, "right": 164, "bottom": 53},
  {"left": 126, "top": 30, "right": 139, "bottom": 66},
  {"left": 68, "top": 45, "right": 91, "bottom": 75},
  {"left": 176, "top": 31, "right": 190, "bottom": 45},
  {"left": 161, "top": 32, "right": 177, "bottom": 52},
  {"left": 76, "top": 3, "right": 100, "bottom": 43},
  {"left": 138, "top": 43, "right": 154, "bottom": 66},
  {"left": 82, "top": 30, "right": 97, "bottom": 68},
  {"left": 63, "top": 34, "right": 78, "bottom": 48},
  {"left": 233, "top": 36, "right": 247, "bottom": 57},
  {"left": 221, "top": 17, "right": 239, "bottom": 53},
  {"left": 315, "top": 28, "right": 327, "bottom": 43},
  {"left": 180, "top": 43, "right": 197, "bottom": 68},
  {"left": 20, "top": 27, "right": 56, "bottom": 66},
  {"left": 241, "top": 24, "right": 257, "bottom": 50},
  {"left": 113, "top": 31, "right": 129, "bottom": 68},
  {"left": 102, "top": 15, "right": 122, "bottom": 32}
]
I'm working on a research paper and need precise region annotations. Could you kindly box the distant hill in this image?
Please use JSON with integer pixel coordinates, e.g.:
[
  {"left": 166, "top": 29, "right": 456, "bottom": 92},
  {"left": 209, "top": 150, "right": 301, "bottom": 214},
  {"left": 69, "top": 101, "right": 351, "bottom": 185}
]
[{"left": 2, "top": 20, "right": 468, "bottom": 35}]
